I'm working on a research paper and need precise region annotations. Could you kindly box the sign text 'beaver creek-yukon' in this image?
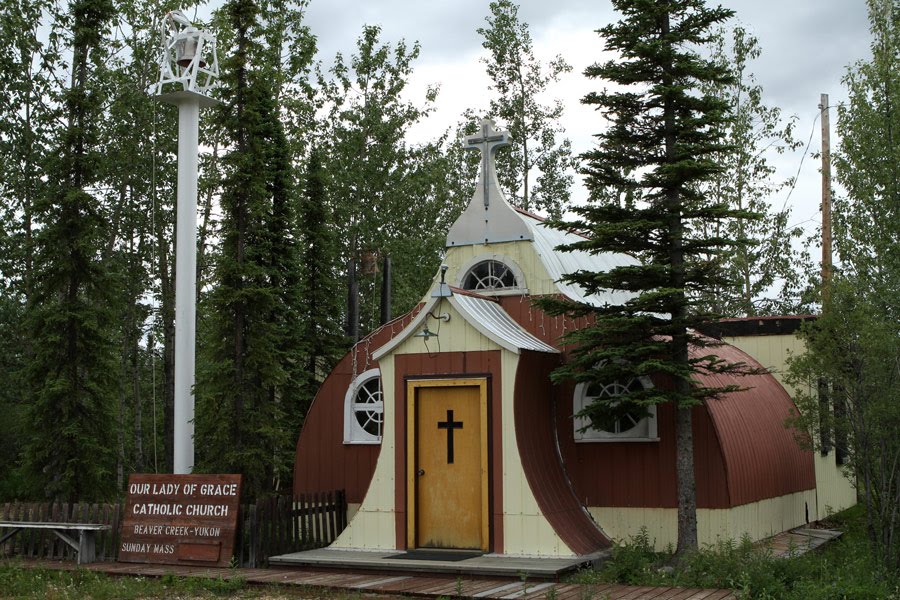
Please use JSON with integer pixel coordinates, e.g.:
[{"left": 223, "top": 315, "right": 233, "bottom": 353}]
[{"left": 119, "top": 474, "right": 242, "bottom": 567}]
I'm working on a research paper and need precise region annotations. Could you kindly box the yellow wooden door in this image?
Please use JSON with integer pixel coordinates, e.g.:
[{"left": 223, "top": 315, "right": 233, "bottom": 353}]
[{"left": 414, "top": 385, "right": 485, "bottom": 550}]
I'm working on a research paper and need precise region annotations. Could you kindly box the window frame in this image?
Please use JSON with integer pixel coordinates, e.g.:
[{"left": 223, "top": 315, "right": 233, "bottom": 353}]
[
  {"left": 343, "top": 368, "right": 384, "bottom": 445},
  {"left": 573, "top": 375, "right": 659, "bottom": 443},
  {"left": 456, "top": 255, "right": 527, "bottom": 296}
]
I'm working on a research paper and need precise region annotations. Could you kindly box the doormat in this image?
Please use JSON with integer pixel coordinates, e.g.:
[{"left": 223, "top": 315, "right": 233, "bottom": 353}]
[{"left": 389, "top": 550, "right": 484, "bottom": 562}]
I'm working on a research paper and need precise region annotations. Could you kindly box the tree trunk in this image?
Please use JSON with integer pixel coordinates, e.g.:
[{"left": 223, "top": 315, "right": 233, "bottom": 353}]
[
  {"left": 661, "top": 9, "right": 698, "bottom": 558},
  {"left": 675, "top": 402, "right": 699, "bottom": 555},
  {"left": 117, "top": 342, "right": 127, "bottom": 490},
  {"left": 133, "top": 340, "right": 144, "bottom": 472},
  {"left": 196, "top": 141, "right": 219, "bottom": 304}
]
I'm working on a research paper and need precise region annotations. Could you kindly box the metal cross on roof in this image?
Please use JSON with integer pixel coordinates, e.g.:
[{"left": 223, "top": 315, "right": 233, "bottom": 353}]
[{"left": 464, "top": 119, "right": 510, "bottom": 208}]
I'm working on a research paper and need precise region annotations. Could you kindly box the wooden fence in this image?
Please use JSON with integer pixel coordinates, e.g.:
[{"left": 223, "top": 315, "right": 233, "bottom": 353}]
[
  {"left": 236, "top": 490, "right": 347, "bottom": 567},
  {"left": 0, "top": 489, "right": 346, "bottom": 567}
]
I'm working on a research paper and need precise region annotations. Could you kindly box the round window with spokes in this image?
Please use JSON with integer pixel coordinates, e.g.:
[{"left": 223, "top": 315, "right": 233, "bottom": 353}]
[
  {"left": 344, "top": 369, "right": 384, "bottom": 444},
  {"left": 574, "top": 375, "right": 657, "bottom": 442},
  {"left": 462, "top": 260, "right": 518, "bottom": 291}
]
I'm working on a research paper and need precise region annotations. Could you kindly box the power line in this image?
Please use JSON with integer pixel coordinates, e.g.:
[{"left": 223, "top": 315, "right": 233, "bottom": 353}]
[{"left": 780, "top": 110, "right": 821, "bottom": 213}]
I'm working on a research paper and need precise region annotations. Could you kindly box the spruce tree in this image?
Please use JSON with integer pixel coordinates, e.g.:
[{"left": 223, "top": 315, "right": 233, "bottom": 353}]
[
  {"left": 541, "top": 0, "right": 752, "bottom": 556},
  {"left": 296, "top": 148, "right": 344, "bottom": 409},
  {"left": 0, "top": 0, "right": 59, "bottom": 498},
  {"left": 195, "top": 0, "right": 303, "bottom": 498},
  {"left": 24, "top": 0, "right": 117, "bottom": 501}
]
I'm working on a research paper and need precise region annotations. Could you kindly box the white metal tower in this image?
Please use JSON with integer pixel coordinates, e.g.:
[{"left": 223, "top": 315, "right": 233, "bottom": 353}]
[{"left": 154, "top": 10, "right": 219, "bottom": 474}]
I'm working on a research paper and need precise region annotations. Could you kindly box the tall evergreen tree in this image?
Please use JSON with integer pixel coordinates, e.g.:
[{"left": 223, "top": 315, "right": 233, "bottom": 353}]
[
  {"left": 477, "top": 0, "right": 574, "bottom": 216},
  {"left": 0, "top": 0, "right": 59, "bottom": 499},
  {"left": 24, "top": 0, "right": 117, "bottom": 501},
  {"left": 295, "top": 148, "right": 344, "bottom": 407},
  {"left": 101, "top": 2, "right": 180, "bottom": 486},
  {"left": 541, "top": 0, "right": 751, "bottom": 556},
  {"left": 195, "top": 0, "right": 305, "bottom": 498}
]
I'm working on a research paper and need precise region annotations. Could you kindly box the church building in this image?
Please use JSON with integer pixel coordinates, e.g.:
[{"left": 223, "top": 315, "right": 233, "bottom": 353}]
[{"left": 292, "top": 120, "right": 855, "bottom": 556}]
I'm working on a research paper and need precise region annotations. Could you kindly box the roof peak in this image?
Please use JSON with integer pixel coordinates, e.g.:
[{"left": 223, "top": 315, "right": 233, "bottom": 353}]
[{"left": 446, "top": 118, "right": 534, "bottom": 247}]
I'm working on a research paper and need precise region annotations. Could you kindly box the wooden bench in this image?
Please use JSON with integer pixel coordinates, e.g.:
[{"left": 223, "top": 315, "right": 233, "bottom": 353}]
[{"left": 0, "top": 521, "right": 111, "bottom": 564}]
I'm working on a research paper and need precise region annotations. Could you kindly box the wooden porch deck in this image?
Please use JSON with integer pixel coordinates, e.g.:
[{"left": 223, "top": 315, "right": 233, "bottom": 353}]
[{"left": 7, "top": 559, "right": 737, "bottom": 600}]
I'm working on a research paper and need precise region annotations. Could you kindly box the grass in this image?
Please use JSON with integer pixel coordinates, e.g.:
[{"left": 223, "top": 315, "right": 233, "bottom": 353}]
[
  {"left": 569, "top": 505, "right": 900, "bottom": 599},
  {"left": 0, "top": 562, "right": 383, "bottom": 600}
]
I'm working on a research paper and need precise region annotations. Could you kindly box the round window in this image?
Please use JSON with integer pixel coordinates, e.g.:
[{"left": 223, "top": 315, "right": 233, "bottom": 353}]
[
  {"left": 583, "top": 379, "right": 645, "bottom": 434},
  {"left": 344, "top": 369, "right": 384, "bottom": 444},
  {"left": 463, "top": 260, "right": 518, "bottom": 291},
  {"left": 353, "top": 377, "right": 383, "bottom": 437},
  {"left": 574, "top": 374, "right": 657, "bottom": 442}
]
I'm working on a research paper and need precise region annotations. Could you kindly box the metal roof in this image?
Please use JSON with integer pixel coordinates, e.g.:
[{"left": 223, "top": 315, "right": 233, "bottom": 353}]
[
  {"left": 694, "top": 341, "right": 816, "bottom": 504},
  {"left": 452, "top": 293, "right": 559, "bottom": 354},
  {"left": 520, "top": 214, "right": 638, "bottom": 307},
  {"left": 373, "top": 287, "right": 559, "bottom": 360}
]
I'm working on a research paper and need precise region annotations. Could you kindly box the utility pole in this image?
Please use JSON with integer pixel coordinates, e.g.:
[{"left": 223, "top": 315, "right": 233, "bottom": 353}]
[{"left": 819, "top": 93, "right": 833, "bottom": 308}]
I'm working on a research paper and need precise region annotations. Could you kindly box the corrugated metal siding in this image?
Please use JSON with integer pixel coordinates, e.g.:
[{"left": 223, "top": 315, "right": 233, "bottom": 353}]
[
  {"left": 554, "top": 388, "right": 728, "bottom": 509},
  {"left": 695, "top": 343, "right": 817, "bottom": 506},
  {"left": 499, "top": 296, "right": 812, "bottom": 509},
  {"left": 392, "top": 351, "right": 504, "bottom": 553},
  {"left": 514, "top": 351, "right": 610, "bottom": 554},
  {"left": 293, "top": 309, "right": 421, "bottom": 502}
]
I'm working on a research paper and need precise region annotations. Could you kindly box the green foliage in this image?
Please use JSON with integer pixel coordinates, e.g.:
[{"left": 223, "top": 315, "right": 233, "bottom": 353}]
[
  {"left": 22, "top": 0, "right": 118, "bottom": 502},
  {"left": 832, "top": 0, "right": 900, "bottom": 288},
  {"left": 541, "top": 0, "right": 753, "bottom": 552},
  {"left": 318, "top": 25, "right": 456, "bottom": 337},
  {"left": 696, "top": 26, "right": 808, "bottom": 317},
  {"left": 477, "top": 0, "right": 574, "bottom": 216},
  {"left": 538, "top": 0, "right": 750, "bottom": 553},
  {"left": 295, "top": 147, "right": 345, "bottom": 418},
  {"left": 787, "top": 0, "right": 900, "bottom": 574},
  {"left": 572, "top": 507, "right": 900, "bottom": 598},
  {"left": 544, "top": 0, "right": 747, "bottom": 409},
  {"left": 195, "top": 0, "right": 310, "bottom": 498}
]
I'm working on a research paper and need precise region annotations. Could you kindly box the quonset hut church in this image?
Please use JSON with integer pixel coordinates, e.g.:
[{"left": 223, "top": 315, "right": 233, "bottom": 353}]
[{"left": 292, "top": 120, "right": 854, "bottom": 556}]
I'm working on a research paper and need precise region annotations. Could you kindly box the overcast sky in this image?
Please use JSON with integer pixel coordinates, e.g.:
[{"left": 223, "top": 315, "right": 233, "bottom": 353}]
[{"left": 298, "top": 0, "right": 872, "bottom": 238}]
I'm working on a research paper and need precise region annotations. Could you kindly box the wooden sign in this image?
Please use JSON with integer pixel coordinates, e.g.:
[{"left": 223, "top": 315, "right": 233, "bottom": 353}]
[{"left": 119, "top": 474, "right": 242, "bottom": 567}]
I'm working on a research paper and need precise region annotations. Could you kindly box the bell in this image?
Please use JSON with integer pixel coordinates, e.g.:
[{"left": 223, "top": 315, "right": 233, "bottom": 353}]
[{"left": 175, "top": 27, "right": 205, "bottom": 68}]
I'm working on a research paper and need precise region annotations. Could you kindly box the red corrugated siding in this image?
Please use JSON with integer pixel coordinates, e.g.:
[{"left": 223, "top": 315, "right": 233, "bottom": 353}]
[
  {"left": 501, "top": 296, "right": 813, "bottom": 509},
  {"left": 695, "top": 343, "right": 816, "bottom": 505},
  {"left": 514, "top": 350, "right": 611, "bottom": 553},
  {"left": 293, "top": 309, "right": 420, "bottom": 502},
  {"left": 553, "top": 384, "right": 727, "bottom": 508},
  {"left": 393, "top": 351, "right": 504, "bottom": 553}
]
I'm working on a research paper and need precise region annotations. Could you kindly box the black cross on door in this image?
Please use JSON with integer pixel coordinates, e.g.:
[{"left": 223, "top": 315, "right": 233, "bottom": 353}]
[{"left": 437, "top": 409, "right": 464, "bottom": 464}]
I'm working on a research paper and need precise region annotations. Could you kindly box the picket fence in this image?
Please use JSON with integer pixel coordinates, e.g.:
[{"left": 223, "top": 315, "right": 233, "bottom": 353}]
[{"left": 0, "top": 490, "right": 346, "bottom": 567}]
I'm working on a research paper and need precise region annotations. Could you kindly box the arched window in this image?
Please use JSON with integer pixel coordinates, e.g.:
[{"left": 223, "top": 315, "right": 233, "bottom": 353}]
[
  {"left": 344, "top": 369, "right": 383, "bottom": 444},
  {"left": 573, "top": 376, "right": 658, "bottom": 442},
  {"left": 459, "top": 258, "right": 525, "bottom": 295}
]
